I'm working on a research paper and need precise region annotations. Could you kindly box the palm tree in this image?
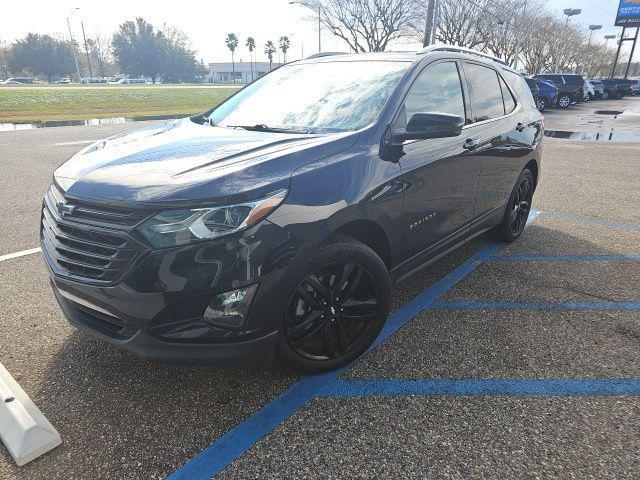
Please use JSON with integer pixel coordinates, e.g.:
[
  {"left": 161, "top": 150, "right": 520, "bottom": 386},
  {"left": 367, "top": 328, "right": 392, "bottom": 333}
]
[
  {"left": 279, "top": 36, "right": 291, "bottom": 64},
  {"left": 246, "top": 36, "right": 256, "bottom": 81},
  {"left": 264, "top": 40, "right": 276, "bottom": 70},
  {"left": 225, "top": 33, "right": 239, "bottom": 81}
]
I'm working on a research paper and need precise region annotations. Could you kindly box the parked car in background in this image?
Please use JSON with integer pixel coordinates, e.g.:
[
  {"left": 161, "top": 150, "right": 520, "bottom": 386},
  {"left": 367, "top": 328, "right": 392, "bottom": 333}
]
[
  {"left": 584, "top": 80, "right": 595, "bottom": 101},
  {"left": 589, "top": 79, "right": 606, "bottom": 99},
  {"left": 611, "top": 78, "right": 636, "bottom": 97},
  {"left": 524, "top": 78, "right": 540, "bottom": 107},
  {"left": 533, "top": 79, "right": 558, "bottom": 111},
  {"left": 80, "top": 77, "right": 108, "bottom": 84},
  {"left": 113, "top": 78, "right": 147, "bottom": 84},
  {"left": 534, "top": 74, "right": 583, "bottom": 109},
  {"left": 41, "top": 47, "right": 543, "bottom": 372},
  {"left": 601, "top": 78, "right": 627, "bottom": 99},
  {"left": 3, "top": 77, "right": 34, "bottom": 84},
  {"left": 631, "top": 79, "right": 640, "bottom": 95}
]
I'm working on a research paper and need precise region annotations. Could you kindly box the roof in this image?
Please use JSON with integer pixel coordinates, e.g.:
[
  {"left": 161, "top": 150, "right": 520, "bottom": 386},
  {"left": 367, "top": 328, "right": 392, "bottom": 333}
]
[{"left": 294, "top": 46, "right": 516, "bottom": 72}]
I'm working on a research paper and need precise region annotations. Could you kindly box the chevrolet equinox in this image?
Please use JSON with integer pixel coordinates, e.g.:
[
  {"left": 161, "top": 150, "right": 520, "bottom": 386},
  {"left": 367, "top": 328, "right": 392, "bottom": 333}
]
[{"left": 42, "top": 46, "right": 543, "bottom": 372}]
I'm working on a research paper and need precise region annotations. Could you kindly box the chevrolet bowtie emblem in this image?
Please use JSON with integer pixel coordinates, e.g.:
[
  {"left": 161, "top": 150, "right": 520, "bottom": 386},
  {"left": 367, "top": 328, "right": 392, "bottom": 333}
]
[{"left": 58, "top": 202, "right": 77, "bottom": 217}]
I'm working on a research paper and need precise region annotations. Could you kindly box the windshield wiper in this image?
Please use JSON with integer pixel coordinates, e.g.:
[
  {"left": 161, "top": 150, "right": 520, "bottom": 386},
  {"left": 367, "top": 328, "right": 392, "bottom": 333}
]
[{"left": 226, "top": 124, "right": 310, "bottom": 134}]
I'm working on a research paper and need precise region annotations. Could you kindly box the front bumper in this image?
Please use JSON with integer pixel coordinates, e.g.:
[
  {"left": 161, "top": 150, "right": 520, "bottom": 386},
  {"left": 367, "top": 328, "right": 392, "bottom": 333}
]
[
  {"left": 52, "top": 285, "right": 279, "bottom": 366},
  {"left": 43, "top": 213, "right": 298, "bottom": 367}
]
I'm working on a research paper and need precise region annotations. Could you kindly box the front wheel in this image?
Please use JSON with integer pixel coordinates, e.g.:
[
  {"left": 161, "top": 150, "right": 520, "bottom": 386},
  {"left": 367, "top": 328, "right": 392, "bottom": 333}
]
[
  {"left": 276, "top": 236, "right": 391, "bottom": 373},
  {"left": 492, "top": 169, "right": 535, "bottom": 243},
  {"left": 557, "top": 94, "right": 571, "bottom": 108}
]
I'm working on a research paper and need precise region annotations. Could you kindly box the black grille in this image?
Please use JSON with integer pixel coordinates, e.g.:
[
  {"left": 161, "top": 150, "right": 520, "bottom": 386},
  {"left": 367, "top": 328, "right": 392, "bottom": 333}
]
[
  {"left": 41, "top": 187, "right": 146, "bottom": 283},
  {"left": 46, "top": 185, "right": 150, "bottom": 229}
]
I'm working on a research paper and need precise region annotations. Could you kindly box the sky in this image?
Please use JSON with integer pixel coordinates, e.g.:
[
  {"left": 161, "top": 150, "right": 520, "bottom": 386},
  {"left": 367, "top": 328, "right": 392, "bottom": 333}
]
[{"left": 0, "top": 0, "right": 634, "bottom": 64}]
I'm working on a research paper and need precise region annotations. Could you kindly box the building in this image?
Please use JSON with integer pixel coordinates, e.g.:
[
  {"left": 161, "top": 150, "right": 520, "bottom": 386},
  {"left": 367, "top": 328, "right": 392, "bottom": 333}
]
[{"left": 208, "top": 61, "right": 282, "bottom": 84}]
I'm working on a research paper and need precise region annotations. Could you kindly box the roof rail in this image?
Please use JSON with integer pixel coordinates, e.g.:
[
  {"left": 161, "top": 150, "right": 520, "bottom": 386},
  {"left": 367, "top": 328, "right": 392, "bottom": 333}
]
[
  {"left": 306, "top": 52, "right": 347, "bottom": 59},
  {"left": 418, "top": 44, "right": 508, "bottom": 66}
]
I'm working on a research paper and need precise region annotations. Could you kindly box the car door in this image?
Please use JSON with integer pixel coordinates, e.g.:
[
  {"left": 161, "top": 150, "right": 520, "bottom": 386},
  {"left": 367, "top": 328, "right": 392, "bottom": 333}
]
[
  {"left": 460, "top": 62, "right": 535, "bottom": 220},
  {"left": 393, "top": 60, "right": 480, "bottom": 263}
]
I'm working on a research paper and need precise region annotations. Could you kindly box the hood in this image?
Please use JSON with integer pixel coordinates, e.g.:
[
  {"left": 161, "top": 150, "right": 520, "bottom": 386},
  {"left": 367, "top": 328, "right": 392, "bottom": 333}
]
[{"left": 55, "top": 118, "right": 356, "bottom": 207}]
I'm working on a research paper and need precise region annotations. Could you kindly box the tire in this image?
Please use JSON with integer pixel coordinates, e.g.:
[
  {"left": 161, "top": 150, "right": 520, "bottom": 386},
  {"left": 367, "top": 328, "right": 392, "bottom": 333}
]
[
  {"left": 535, "top": 97, "right": 546, "bottom": 111},
  {"left": 557, "top": 94, "right": 571, "bottom": 109},
  {"left": 602, "top": 92, "right": 609, "bottom": 100},
  {"left": 276, "top": 235, "right": 391, "bottom": 373},
  {"left": 492, "top": 169, "right": 535, "bottom": 243}
]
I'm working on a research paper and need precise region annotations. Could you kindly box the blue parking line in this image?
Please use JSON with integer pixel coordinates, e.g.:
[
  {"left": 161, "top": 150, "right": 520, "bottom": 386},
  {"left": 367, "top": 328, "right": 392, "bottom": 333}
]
[
  {"left": 542, "top": 211, "right": 640, "bottom": 232},
  {"left": 492, "top": 254, "right": 640, "bottom": 262},
  {"left": 319, "top": 379, "right": 640, "bottom": 397},
  {"left": 429, "top": 300, "right": 640, "bottom": 311},
  {"left": 167, "top": 242, "right": 504, "bottom": 479}
]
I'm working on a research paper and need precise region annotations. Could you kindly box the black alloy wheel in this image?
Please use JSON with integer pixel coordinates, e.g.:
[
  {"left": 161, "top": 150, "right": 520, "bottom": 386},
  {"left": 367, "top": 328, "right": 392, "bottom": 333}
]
[
  {"left": 510, "top": 175, "right": 533, "bottom": 236},
  {"left": 492, "top": 168, "right": 535, "bottom": 242},
  {"left": 284, "top": 261, "right": 381, "bottom": 362}
]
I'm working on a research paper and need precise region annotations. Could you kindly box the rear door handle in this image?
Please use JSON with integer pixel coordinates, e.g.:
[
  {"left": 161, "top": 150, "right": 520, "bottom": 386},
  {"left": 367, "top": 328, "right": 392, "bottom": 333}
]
[
  {"left": 463, "top": 138, "right": 478, "bottom": 151},
  {"left": 516, "top": 122, "right": 526, "bottom": 132}
]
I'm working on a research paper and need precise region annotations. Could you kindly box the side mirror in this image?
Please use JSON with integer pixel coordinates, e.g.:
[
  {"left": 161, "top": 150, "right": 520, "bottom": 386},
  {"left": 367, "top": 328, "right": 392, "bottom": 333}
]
[{"left": 392, "top": 113, "right": 464, "bottom": 143}]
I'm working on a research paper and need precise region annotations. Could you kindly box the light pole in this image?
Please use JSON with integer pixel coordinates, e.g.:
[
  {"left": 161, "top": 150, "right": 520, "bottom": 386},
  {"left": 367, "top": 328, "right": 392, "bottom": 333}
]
[
  {"left": 290, "top": 1, "right": 321, "bottom": 53},
  {"left": 563, "top": 8, "right": 581, "bottom": 27},
  {"left": 604, "top": 34, "right": 616, "bottom": 49},
  {"left": 66, "top": 8, "right": 81, "bottom": 81},
  {"left": 587, "top": 25, "right": 602, "bottom": 48},
  {"left": 558, "top": 8, "right": 581, "bottom": 72},
  {"left": 79, "top": 14, "right": 93, "bottom": 78}
]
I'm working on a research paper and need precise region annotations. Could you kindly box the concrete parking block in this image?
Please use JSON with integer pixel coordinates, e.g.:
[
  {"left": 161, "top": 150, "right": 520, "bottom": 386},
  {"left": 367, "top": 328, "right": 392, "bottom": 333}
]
[{"left": 0, "top": 363, "right": 61, "bottom": 466}]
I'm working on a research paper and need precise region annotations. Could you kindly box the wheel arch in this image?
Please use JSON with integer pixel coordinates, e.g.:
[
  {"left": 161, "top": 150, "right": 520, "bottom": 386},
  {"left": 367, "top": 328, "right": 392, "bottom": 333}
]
[{"left": 332, "top": 219, "right": 392, "bottom": 270}]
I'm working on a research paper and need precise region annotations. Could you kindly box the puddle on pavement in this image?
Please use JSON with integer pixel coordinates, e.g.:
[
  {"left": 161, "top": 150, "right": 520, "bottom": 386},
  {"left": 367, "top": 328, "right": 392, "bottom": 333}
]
[
  {"left": 544, "top": 130, "right": 640, "bottom": 142},
  {"left": 594, "top": 110, "right": 624, "bottom": 116},
  {"left": 0, "top": 114, "right": 184, "bottom": 132}
]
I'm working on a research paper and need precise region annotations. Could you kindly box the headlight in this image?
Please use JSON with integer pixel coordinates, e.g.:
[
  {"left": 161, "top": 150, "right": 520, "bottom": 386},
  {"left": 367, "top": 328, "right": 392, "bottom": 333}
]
[{"left": 138, "top": 189, "right": 287, "bottom": 248}]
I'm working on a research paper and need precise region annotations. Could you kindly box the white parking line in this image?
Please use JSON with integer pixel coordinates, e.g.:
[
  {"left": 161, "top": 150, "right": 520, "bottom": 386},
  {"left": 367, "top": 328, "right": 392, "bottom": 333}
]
[{"left": 0, "top": 248, "right": 41, "bottom": 262}]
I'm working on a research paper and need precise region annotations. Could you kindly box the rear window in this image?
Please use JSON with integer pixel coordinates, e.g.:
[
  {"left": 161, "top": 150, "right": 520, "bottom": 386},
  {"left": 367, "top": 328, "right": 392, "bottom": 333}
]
[
  {"left": 563, "top": 75, "right": 585, "bottom": 85},
  {"left": 463, "top": 62, "right": 504, "bottom": 122},
  {"left": 500, "top": 75, "right": 517, "bottom": 114},
  {"left": 502, "top": 70, "right": 536, "bottom": 109}
]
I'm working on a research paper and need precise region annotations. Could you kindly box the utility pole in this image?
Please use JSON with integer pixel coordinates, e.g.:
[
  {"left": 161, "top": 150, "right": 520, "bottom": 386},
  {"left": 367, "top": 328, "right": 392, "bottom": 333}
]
[
  {"left": 512, "top": 0, "right": 529, "bottom": 71},
  {"left": 66, "top": 13, "right": 81, "bottom": 81},
  {"left": 80, "top": 19, "right": 93, "bottom": 78},
  {"left": 423, "top": 0, "right": 437, "bottom": 47},
  {"left": 624, "top": 27, "right": 639, "bottom": 79}
]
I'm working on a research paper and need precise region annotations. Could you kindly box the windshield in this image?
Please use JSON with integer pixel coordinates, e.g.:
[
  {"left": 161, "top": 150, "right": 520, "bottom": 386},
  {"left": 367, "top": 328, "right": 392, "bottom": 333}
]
[{"left": 208, "top": 60, "right": 410, "bottom": 133}]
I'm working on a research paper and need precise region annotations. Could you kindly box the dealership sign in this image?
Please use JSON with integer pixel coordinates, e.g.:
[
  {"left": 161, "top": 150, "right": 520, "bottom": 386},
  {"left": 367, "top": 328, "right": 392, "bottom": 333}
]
[{"left": 616, "top": 0, "right": 640, "bottom": 27}]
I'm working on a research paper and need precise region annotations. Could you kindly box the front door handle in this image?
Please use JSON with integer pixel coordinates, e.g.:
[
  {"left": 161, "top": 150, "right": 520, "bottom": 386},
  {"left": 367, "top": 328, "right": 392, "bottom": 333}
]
[
  {"left": 516, "top": 122, "right": 526, "bottom": 132},
  {"left": 463, "top": 138, "right": 478, "bottom": 151}
]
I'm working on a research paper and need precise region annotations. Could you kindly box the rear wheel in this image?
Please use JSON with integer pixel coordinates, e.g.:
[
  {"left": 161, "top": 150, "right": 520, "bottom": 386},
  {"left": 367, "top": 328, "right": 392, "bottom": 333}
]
[
  {"left": 276, "top": 236, "right": 391, "bottom": 373},
  {"left": 557, "top": 94, "right": 571, "bottom": 108},
  {"left": 492, "top": 169, "right": 534, "bottom": 243},
  {"left": 536, "top": 97, "right": 546, "bottom": 111}
]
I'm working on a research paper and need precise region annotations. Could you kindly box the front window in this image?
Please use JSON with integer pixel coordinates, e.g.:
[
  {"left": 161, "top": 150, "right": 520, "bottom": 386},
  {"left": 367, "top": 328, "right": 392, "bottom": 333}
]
[{"left": 208, "top": 60, "right": 410, "bottom": 133}]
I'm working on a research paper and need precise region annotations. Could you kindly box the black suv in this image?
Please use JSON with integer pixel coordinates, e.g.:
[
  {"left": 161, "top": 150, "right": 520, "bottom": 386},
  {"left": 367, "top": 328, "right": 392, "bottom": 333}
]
[
  {"left": 534, "top": 73, "right": 586, "bottom": 108},
  {"left": 42, "top": 47, "right": 543, "bottom": 372}
]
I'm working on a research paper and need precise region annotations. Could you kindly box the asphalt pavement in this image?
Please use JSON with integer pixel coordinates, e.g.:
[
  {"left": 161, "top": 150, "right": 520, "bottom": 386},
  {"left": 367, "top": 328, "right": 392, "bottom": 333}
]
[{"left": 0, "top": 97, "right": 638, "bottom": 479}]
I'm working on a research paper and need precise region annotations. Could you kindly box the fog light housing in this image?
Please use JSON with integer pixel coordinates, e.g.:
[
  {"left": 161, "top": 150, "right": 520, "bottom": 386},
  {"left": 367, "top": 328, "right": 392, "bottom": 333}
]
[{"left": 203, "top": 284, "right": 258, "bottom": 330}]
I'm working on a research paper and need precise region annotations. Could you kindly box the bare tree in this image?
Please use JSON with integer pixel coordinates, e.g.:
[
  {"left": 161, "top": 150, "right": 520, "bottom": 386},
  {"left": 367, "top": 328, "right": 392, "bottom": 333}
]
[
  {"left": 0, "top": 39, "right": 9, "bottom": 80},
  {"left": 303, "top": 0, "right": 418, "bottom": 52},
  {"left": 87, "top": 32, "right": 112, "bottom": 77}
]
